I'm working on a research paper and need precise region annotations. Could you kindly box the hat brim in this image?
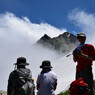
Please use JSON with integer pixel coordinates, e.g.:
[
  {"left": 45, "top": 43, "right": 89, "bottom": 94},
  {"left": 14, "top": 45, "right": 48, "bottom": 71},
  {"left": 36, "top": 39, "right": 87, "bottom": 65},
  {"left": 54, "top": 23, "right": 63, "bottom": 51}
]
[
  {"left": 14, "top": 63, "right": 29, "bottom": 65},
  {"left": 77, "top": 35, "right": 85, "bottom": 37},
  {"left": 40, "top": 65, "right": 53, "bottom": 68},
  {"left": 77, "top": 35, "right": 86, "bottom": 38}
]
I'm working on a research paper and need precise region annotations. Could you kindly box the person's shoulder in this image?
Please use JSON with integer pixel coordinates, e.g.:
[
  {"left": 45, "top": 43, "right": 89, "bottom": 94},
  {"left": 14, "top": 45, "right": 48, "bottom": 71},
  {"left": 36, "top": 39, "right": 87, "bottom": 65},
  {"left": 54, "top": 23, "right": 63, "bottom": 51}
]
[
  {"left": 86, "top": 44, "right": 94, "bottom": 47},
  {"left": 86, "top": 44, "right": 94, "bottom": 48},
  {"left": 37, "top": 72, "right": 42, "bottom": 79},
  {"left": 74, "top": 47, "right": 78, "bottom": 51},
  {"left": 26, "top": 68, "right": 31, "bottom": 72},
  {"left": 11, "top": 70, "right": 16, "bottom": 73},
  {"left": 84, "top": 44, "right": 95, "bottom": 51},
  {"left": 50, "top": 71, "right": 57, "bottom": 80},
  {"left": 9, "top": 70, "right": 16, "bottom": 77},
  {"left": 38, "top": 72, "right": 41, "bottom": 75},
  {"left": 50, "top": 71, "right": 57, "bottom": 76},
  {"left": 75, "top": 47, "right": 78, "bottom": 49}
]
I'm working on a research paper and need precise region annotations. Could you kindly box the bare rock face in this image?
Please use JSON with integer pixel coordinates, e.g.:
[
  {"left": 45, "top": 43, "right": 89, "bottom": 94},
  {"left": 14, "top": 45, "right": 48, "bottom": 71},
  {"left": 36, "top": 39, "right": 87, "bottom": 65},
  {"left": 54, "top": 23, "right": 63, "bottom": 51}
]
[{"left": 36, "top": 32, "right": 77, "bottom": 53}]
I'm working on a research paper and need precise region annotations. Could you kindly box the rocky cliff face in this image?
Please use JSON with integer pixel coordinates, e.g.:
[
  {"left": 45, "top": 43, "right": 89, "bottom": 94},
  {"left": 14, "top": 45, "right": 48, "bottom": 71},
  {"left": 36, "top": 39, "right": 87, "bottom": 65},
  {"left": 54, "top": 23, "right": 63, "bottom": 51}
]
[{"left": 37, "top": 32, "right": 78, "bottom": 53}]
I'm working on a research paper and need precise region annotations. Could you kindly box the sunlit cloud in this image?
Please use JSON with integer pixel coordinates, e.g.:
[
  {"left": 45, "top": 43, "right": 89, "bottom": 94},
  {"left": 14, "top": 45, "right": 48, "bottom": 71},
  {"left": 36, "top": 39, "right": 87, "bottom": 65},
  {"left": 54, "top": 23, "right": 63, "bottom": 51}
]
[
  {"left": 0, "top": 12, "right": 67, "bottom": 44},
  {"left": 68, "top": 8, "right": 95, "bottom": 42}
]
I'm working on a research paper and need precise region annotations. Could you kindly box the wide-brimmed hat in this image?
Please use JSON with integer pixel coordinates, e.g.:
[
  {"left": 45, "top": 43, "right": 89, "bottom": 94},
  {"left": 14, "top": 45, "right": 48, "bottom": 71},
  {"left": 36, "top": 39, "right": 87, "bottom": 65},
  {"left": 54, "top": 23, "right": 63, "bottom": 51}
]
[
  {"left": 14, "top": 57, "right": 29, "bottom": 65},
  {"left": 77, "top": 32, "right": 86, "bottom": 38},
  {"left": 40, "top": 60, "right": 53, "bottom": 68}
]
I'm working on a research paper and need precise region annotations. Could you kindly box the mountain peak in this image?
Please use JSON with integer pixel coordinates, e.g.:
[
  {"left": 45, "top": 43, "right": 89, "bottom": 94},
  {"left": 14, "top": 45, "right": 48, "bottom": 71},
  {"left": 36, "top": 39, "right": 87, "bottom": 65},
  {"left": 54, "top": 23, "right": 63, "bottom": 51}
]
[
  {"left": 37, "top": 34, "right": 52, "bottom": 45},
  {"left": 36, "top": 32, "right": 77, "bottom": 53},
  {"left": 42, "top": 34, "right": 51, "bottom": 40}
]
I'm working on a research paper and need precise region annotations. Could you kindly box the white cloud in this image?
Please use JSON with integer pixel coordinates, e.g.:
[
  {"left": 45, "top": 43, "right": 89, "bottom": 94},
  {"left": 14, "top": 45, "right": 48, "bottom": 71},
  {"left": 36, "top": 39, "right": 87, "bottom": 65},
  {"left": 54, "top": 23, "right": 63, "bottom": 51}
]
[
  {"left": 0, "top": 12, "right": 66, "bottom": 91},
  {"left": 0, "top": 12, "right": 67, "bottom": 43},
  {"left": 68, "top": 8, "right": 95, "bottom": 42}
]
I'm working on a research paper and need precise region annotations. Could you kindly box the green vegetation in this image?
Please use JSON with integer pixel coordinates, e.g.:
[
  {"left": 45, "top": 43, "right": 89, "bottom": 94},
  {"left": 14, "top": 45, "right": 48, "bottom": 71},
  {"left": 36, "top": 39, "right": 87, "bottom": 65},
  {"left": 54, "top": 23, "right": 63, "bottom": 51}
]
[{"left": 58, "top": 90, "right": 69, "bottom": 95}]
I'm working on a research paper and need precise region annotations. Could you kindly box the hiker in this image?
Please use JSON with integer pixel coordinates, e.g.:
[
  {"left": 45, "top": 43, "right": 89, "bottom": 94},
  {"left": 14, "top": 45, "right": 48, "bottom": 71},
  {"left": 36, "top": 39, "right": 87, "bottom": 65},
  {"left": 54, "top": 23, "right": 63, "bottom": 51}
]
[
  {"left": 7, "top": 57, "right": 35, "bottom": 95},
  {"left": 36, "top": 60, "right": 57, "bottom": 95},
  {"left": 73, "top": 32, "right": 95, "bottom": 95}
]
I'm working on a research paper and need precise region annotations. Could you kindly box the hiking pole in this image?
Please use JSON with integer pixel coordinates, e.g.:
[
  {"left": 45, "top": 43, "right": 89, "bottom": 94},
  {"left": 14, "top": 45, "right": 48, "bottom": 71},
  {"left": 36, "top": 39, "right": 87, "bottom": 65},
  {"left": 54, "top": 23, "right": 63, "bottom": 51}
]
[
  {"left": 66, "top": 53, "right": 72, "bottom": 57},
  {"left": 66, "top": 43, "right": 87, "bottom": 57}
]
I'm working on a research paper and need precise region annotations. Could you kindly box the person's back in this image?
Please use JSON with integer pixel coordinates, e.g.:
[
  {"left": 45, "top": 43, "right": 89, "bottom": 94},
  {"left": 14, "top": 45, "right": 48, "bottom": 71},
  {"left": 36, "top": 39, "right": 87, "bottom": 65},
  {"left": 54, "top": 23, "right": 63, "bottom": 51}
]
[
  {"left": 7, "top": 57, "right": 35, "bottom": 95},
  {"left": 36, "top": 60, "right": 57, "bottom": 95},
  {"left": 37, "top": 70, "right": 57, "bottom": 95},
  {"left": 8, "top": 68, "right": 32, "bottom": 94}
]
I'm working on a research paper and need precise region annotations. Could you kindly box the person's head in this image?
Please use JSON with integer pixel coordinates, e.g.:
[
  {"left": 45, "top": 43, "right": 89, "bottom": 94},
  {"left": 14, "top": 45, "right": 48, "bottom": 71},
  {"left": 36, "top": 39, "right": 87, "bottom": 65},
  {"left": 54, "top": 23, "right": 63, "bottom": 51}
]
[
  {"left": 14, "top": 57, "right": 29, "bottom": 68},
  {"left": 40, "top": 60, "right": 53, "bottom": 71},
  {"left": 77, "top": 33, "right": 86, "bottom": 44}
]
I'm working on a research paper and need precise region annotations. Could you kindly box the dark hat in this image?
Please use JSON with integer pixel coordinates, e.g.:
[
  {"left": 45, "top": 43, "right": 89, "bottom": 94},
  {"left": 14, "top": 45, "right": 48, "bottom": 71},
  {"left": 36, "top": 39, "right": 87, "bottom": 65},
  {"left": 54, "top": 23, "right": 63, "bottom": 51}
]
[
  {"left": 40, "top": 60, "right": 53, "bottom": 68},
  {"left": 77, "top": 32, "right": 86, "bottom": 38},
  {"left": 14, "top": 57, "right": 29, "bottom": 65}
]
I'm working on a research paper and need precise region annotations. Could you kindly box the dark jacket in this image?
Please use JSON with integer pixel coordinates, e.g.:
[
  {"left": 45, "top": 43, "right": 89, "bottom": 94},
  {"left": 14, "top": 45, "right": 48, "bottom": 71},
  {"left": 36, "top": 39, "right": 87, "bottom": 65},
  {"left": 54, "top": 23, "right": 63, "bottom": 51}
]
[{"left": 7, "top": 68, "right": 32, "bottom": 95}]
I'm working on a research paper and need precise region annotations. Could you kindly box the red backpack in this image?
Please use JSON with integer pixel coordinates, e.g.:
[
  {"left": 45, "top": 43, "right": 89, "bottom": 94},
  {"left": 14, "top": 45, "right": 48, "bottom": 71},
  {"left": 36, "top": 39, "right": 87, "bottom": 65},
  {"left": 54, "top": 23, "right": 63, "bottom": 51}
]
[{"left": 69, "top": 78, "right": 90, "bottom": 95}]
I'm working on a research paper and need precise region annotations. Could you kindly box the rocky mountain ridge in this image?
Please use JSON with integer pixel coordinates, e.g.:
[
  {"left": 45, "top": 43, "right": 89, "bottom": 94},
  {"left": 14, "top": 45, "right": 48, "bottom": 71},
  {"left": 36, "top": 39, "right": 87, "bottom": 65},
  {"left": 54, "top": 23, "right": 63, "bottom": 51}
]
[{"left": 37, "top": 32, "right": 78, "bottom": 53}]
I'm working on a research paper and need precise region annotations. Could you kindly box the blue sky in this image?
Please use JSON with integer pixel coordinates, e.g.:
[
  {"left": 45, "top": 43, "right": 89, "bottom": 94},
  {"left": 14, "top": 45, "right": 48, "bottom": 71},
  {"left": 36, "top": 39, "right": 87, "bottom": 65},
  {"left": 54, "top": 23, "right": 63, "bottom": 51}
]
[{"left": 0, "top": 0, "right": 95, "bottom": 33}]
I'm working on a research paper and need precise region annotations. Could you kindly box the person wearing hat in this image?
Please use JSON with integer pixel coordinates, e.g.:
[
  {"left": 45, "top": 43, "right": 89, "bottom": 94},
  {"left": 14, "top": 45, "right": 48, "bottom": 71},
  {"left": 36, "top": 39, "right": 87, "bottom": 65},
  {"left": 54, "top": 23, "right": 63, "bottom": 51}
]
[
  {"left": 36, "top": 60, "right": 57, "bottom": 95},
  {"left": 7, "top": 57, "right": 35, "bottom": 95},
  {"left": 73, "top": 32, "right": 95, "bottom": 95}
]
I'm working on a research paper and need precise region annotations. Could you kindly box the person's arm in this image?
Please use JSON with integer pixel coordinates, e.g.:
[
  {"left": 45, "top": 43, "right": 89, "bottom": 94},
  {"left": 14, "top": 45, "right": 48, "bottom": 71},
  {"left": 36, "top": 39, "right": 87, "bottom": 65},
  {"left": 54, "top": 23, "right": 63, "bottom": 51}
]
[
  {"left": 73, "top": 47, "right": 94, "bottom": 61},
  {"left": 37, "top": 83, "right": 40, "bottom": 90},
  {"left": 77, "top": 52, "right": 94, "bottom": 61},
  {"left": 7, "top": 72, "right": 14, "bottom": 95},
  {"left": 78, "top": 44, "right": 95, "bottom": 61},
  {"left": 36, "top": 73, "right": 41, "bottom": 90},
  {"left": 7, "top": 82, "right": 12, "bottom": 95},
  {"left": 73, "top": 49, "right": 78, "bottom": 62},
  {"left": 54, "top": 74, "right": 57, "bottom": 91},
  {"left": 54, "top": 83, "right": 57, "bottom": 90},
  {"left": 73, "top": 56, "right": 77, "bottom": 62}
]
